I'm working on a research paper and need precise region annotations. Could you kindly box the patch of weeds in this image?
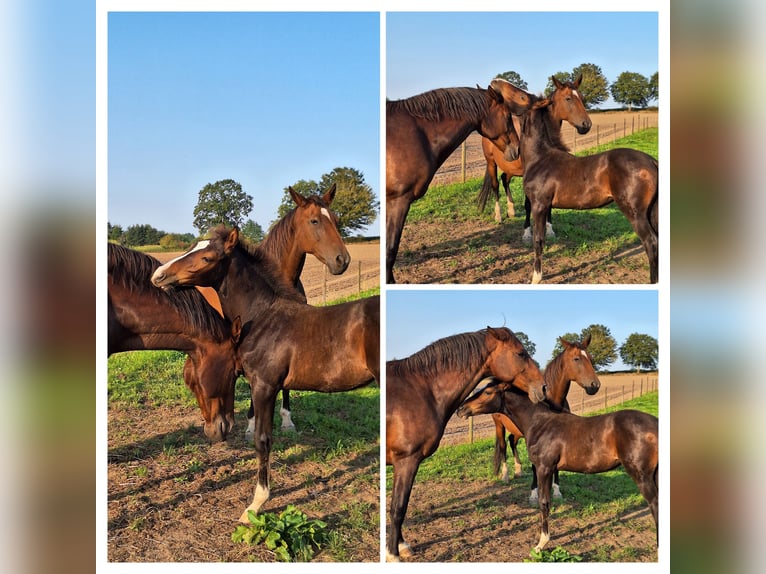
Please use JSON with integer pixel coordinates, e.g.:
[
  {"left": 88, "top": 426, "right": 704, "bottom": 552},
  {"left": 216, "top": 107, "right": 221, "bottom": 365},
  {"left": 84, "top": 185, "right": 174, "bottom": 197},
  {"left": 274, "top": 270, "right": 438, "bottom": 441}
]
[
  {"left": 525, "top": 546, "right": 582, "bottom": 563},
  {"left": 232, "top": 505, "right": 328, "bottom": 562}
]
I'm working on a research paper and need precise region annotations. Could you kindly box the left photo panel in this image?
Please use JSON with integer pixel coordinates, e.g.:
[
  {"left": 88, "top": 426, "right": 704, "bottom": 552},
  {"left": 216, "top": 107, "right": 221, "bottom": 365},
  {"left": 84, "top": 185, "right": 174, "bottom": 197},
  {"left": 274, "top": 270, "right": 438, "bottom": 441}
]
[{"left": 106, "top": 12, "right": 381, "bottom": 562}]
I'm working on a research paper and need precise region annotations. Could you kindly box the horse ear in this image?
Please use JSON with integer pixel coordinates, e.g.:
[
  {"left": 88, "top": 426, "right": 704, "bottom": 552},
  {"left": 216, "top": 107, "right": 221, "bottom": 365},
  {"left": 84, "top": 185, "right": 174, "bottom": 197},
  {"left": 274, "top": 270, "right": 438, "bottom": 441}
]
[
  {"left": 558, "top": 337, "right": 573, "bottom": 348},
  {"left": 532, "top": 98, "right": 551, "bottom": 110},
  {"left": 582, "top": 333, "right": 592, "bottom": 348},
  {"left": 224, "top": 227, "right": 239, "bottom": 254},
  {"left": 322, "top": 183, "right": 337, "bottom": 205},
  {"left": 486, "top": 84, "right": 502, "bottom": 104},
  {"left": 288, "top": 186, "right": 308, "bottom": 207},
  {"left": 231, "top": 316, "right": 242, "bottom": 344},
  {"left": 552, "top": 76, "right": 563, "bottom": 89},
  {"left": 573, "top": 74, "right": 583, "bottom": 88}
]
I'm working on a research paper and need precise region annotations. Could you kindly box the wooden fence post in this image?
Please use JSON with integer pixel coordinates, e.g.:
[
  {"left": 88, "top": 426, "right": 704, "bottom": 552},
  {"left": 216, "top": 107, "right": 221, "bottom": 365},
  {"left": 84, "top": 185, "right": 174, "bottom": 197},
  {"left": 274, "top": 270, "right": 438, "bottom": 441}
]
[
  {"left": 357, "top": 261, "right": 362, "bottom": 293},
  {"left": 461, "top": 141, "right": 467, "bottom": 183},
  {"left": 469, "top": 417, "right": 474, "bottom": 443}
]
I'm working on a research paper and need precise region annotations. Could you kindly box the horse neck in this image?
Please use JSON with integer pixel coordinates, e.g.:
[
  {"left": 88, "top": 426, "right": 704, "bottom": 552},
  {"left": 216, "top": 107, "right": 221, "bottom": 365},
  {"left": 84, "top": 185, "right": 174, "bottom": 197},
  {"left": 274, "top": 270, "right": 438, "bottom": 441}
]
[
  {"left": 432, "top": 367, "right": 495, "bottom": 426},
  {"left": 423, "top": 117, "right": 481, "bottom": 167},
  {"left": 520, "top": 107, "right": 567, "bottom": 164},
  {"left": 501, "top": 387, "right": 540, "bottom": 435},
  {"left": 258, "top": 222, "right": 304, "bottom": 288},
  {"left": 544, "top": 363, "right": 572, "bottom": 410}
]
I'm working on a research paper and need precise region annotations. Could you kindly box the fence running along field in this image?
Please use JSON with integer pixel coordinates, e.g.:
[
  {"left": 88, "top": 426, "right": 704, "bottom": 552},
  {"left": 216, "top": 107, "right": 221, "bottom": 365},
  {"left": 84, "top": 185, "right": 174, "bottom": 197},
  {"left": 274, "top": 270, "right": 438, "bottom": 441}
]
[
  {"left": 304, "top": 260, "right": 380, "bottom": 304},
  {"left": 441, "top": 374, "right": 658, "bottom": 446},
  {"left": 431, "top": 111, "right": 658, "bottom": 187}
]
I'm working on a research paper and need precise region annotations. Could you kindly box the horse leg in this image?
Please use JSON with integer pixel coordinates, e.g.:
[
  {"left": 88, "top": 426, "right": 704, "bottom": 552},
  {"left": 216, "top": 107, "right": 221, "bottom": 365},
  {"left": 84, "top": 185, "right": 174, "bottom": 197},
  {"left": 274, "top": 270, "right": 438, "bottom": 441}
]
[
  {"left": 479, "top": 159, "right": 502, "bottom": 224},
  {"left": 522, "top": 196, "right": 533, "bottom": 245},
  {"left": 388, "top": 456, "right": 421, "bottom": 561},
  {"left": 245, "top": 399, "right": 255, "bottom": 442},
  {"left": 545, "top": 206, "right": 555, "bottom": 239},
  {"left": 626, "top": 461, "right": 659, "bottom": 545},
  {"left": 500, "top": 172, "right": 515, "bottom": 219},
  {"left": 386, "top": 196, "right": 412, "bottom": 284},
  {"left": 531, "top": 202, "right": 548, "bottom": 284},
  {"left": 279, "top": 389, "right": 295, "bottom": 431},
  {"left": 552, "top": 468, "right": 562, "bottom": 499},
  {"left": 509, "top": 435, "right": 522, "bottom": 478},
  {"left": 238, "top": 380, "right": 278, "bottom": 523},
  {"left": 529, "top": 464, "right": 539, "bottom": 504},
  {"left": 534, "top": 466, "right": 554, "bottom": 551},
  {"left": 493, "top": 419, "right": 509, "bottom": 482}
]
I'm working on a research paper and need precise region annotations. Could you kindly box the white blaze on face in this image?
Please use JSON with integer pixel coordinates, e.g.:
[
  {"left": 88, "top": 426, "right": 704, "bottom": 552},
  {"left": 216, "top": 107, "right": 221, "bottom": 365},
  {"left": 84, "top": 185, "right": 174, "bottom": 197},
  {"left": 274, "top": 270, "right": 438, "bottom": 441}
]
[
  {"left": 155, "top": 240, "right": 210, "bottom": 274},
  {"left": 581, "top": 349, "right": 588, "bottom": 357},
  {"left": 320, "top": 207, "right": 332, "bottom": 221},
  {"left": 573, "top": 89, "right": 581, "bottom": 101}
]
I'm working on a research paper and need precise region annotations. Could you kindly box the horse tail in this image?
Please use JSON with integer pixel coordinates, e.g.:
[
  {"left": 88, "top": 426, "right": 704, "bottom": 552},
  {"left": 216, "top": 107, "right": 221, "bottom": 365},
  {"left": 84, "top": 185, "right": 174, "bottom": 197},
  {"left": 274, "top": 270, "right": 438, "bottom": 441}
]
[{"left": 478, "top": 170, "right": 498, "bottom": 213}]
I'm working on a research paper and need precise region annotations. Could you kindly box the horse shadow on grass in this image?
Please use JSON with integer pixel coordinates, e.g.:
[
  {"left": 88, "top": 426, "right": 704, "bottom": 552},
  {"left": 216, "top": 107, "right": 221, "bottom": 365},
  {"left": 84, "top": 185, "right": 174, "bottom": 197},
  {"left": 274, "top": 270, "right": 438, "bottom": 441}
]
[{"left": 392, "top": 470, "right": 656, "bottom": 562}]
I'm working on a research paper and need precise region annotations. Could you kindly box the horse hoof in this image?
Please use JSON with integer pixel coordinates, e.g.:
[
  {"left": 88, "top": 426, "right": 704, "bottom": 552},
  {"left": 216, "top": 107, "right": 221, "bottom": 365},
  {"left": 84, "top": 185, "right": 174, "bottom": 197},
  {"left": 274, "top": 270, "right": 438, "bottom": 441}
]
[
  {"left": 385, "top": 552, "right": 401, "bottom": 563},
  {"left": 531, "top": 271, "right": 542, "bottom": 284},
  {"left": 398, "top": 542, "right": 414, "bottom": 558}
]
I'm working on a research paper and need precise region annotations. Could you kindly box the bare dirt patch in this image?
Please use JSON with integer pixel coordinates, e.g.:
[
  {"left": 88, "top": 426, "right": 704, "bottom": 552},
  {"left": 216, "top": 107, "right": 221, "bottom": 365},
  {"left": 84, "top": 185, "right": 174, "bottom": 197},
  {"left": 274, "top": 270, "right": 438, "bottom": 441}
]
[{"left": 107, "top": 399, "right": 379, "bottom": 562}]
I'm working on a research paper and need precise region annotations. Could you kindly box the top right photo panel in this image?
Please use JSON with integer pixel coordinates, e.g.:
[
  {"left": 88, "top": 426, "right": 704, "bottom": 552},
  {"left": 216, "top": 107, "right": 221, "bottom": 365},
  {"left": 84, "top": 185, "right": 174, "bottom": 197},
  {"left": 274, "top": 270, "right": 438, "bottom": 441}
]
[{"left": 386, "top": 11, "right": 660, "bottom": 285}]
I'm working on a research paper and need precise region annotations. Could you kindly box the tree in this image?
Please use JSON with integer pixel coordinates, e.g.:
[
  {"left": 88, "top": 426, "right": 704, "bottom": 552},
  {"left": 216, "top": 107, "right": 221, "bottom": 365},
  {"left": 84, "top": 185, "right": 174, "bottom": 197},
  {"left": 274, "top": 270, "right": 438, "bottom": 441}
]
[
  {"left": 552, "top": 325, "right": 617, "bottom": 371},
  {"left": 648, "top": 71, "right": 659, "bottom": 103},
  {"left": 494, "top": 71, "right": 528, "bottom": 90},
  {"left": 108, "top": 222, "right": 124, "bottom": 243},
  {"left": 123, "top": 223, "right": 164, "bottom": 247},
  {"left": 274, "top": 167, "right": 379, "bottom": 237},
  {"left": 546, "top": 64, "right": 609, "bottom": 109},
  {"left": 159, "top": 233, "right": 194, "bottom": 250},
  {"left": 193, "top": 179, "right": 253, "bottom": 235},
  {"left": 240, "top": 219, "right": 265, "bottom": 243},
  {"left": 619, "top": 333, "right": 658, "bottom": 373},
  {"left": 513, "top": 330, "right": 536, "bottom": 359},
  {"left": 610, "top": 71, "right": 651, "bottom": 110}
]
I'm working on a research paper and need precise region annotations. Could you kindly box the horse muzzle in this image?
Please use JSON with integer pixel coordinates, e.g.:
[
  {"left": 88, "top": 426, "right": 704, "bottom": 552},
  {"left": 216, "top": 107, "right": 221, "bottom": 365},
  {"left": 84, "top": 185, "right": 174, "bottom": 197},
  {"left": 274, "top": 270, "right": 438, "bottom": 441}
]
[
  {"left": 328, "top": 252, "right": 351, "bottom": 275},
  {"left": 503, "top": 145, "right": 520, "bottom": 162},
  {"left": 576, "top": 121, "right": 592, "bottom": 135},
  {"left": 203, "top": 414, "right": 234, "bottom": 443},
  {"left": 585, "top": 381, "right": 601, "bottom": 395}
]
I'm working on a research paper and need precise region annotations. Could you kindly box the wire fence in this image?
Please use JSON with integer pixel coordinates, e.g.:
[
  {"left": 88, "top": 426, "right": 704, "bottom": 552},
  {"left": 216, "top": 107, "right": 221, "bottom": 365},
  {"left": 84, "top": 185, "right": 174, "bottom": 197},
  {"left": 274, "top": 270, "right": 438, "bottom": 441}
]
[{"left": 440, "top": 374, "right": 658, "bottom": 447}]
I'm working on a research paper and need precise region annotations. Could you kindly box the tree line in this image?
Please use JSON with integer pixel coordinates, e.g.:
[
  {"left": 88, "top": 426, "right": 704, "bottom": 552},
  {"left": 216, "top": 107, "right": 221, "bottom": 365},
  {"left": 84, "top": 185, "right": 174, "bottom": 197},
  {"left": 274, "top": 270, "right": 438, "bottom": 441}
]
[
  {"left": 513, "top": 324, "right": 658, "bottom": 374},
  {"left": 496, "top": 63, "right": 659, "bottom": 111},
  {"left": 109, "top": 166, "right": 378, "bottom": 248}
]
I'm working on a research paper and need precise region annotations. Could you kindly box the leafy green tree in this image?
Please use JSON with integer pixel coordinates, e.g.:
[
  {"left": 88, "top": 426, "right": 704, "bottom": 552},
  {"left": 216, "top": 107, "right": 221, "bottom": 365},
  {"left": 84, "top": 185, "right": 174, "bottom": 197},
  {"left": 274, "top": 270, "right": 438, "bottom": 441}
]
[
  {"left": 275, "top": 167, "right": 378, "bottom": 237},
  {"left": 610, "top": 71, "right": 651, "bottom": 110},
  {"left": 159, "top": 233, "right": 193, "bottom": 250},
  {"left": 648, "top": 71, "right": 659, "bottom": 103},
  {"left": 550, "top": 332, "right": 581, "bottom": 362},
  {"left": 494, "top": 71, "right": 528, "bottom": 90},
  {"left": 123, "top": 223, "right": 164, "bottom": 247},
  {"left": 240, "top": 219, "right": 265, "bottom": 243},
  {"left": 619, "top": 333, "right": 658, "bottom": 372},
  {"left": 107, "top": 222, "right": 124, "bottom": 243},
  {"left": 513, "top": 330, "right": 536, "bottom": 359},
  {"left": 193, "top": 179, "right": 253, "bottom": 234},
  {"left": 552, "top": 325, "right": 617, "bottom": 371},
  {"left": 546, "top": 64, "right": 609, "bottom": 108}
]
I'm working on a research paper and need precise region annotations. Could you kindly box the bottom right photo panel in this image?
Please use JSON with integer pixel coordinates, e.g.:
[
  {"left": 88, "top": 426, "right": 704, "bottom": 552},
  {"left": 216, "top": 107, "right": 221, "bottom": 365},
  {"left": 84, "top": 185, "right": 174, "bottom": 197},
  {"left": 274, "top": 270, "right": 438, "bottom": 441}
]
[{"left": 385, "top": 289, "right": 659, "bottom": 563}]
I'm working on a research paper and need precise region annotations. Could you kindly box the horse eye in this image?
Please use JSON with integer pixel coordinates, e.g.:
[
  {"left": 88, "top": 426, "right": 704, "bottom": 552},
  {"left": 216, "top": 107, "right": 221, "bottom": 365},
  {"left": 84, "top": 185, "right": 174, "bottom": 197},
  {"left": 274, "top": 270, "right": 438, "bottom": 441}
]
[
  {"left": 311, "top": 219, "right": 319, "bottom": 225},
  {"left": 202, "top": 256, "right": 211, "bottom": 263}
]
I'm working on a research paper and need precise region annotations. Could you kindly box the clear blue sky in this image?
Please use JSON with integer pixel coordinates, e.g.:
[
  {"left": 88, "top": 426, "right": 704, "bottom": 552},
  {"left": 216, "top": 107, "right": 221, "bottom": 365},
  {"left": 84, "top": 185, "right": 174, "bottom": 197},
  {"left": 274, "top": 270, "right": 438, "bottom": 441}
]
[
  {"left": 386, "top": 289, "right": 658, "bottom": 371},
  {"left": 386, "top": 12, "right": 658, "bottom": 106},
  {"left": 108, "top": 12, "right": 380, "bottom": 237}
]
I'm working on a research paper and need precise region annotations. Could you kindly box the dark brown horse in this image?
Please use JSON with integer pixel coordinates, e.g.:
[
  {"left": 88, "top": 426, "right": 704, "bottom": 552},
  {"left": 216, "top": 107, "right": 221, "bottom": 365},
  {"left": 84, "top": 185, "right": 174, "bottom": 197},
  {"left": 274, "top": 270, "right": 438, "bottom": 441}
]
[
  {"left": 519, "top": 95, "right": 659, "bottom": 283},
  {"left": 385, "top": 327, "right": 546, "bottom": 561},
  {"left": 150, "top": 226, "right": 379, "bottom": 522},
  {"left": 457, "top": 380, "right": 658, "bottom": 551},
  {"left": 386, "top": 79, "right": 534, "bottom": 283},
  {"left": 107, "top": 243, "right": 242, "bottom": 443},
  {"left": 489, "top": 337, "right": 601, "bottom": 502},
  {"left": 478, "top": 76, "right": 592, "bottom": 242},
  {"left": 245, "top": 183, "right": 350, "bottom": 434}
]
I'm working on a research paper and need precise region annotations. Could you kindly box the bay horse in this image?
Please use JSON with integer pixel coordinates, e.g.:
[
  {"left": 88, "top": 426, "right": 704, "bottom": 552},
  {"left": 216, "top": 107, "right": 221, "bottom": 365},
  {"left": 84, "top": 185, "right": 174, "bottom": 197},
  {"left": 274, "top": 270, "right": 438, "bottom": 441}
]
[
  {"left": 385, "top": 326, "right": 546, "bottom": 561},
  {"left": 478, "top": 76, "right": 592, "bottom": 244},
  {"left": 519, "top": 95, "right": 659, "bottom": 283},
  {"left": 245, "top": 183, "right": 350, "bottom": 434},
  {"left": 150, "top": 225, "right": 379, "bottom": 523},
  {"left": 489, "top": 337, "right": 601, "bottom": 502},
  {"left": 386, "top": 79, "right": 534, "bottom": 283},
  {"left": 107, "top": 243, "right": 242, "bottom": 443},
  {"left": 457, "top": 380, "right": 658, "bottom": 551}
]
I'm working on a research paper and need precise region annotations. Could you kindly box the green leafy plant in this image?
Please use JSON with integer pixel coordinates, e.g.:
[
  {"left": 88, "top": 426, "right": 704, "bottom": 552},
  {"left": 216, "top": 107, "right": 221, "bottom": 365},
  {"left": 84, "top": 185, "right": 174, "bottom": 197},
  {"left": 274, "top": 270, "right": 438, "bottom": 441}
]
[
  {"left": 525, "top": 546, "right": 583, "bottom": 563},
  {"left": 232, "top": 505, "right": 328, "bottom": 562}
]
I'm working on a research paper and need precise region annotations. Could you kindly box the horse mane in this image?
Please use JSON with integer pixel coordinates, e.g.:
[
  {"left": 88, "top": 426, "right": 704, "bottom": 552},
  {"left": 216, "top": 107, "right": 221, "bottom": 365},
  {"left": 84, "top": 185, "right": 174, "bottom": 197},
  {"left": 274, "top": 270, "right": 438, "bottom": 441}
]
[
  {"left": 207, "top": 225, "right": 305, "bottom": 303},
  {"left": 386, "top": 87, "right": 487, "bottom": 123},
  {"left": 107, "top": 243, "right": 230, "bottom": 341},
  {"left": 389, "top": 330, "right": 489, "bottom": 379},
  {"left": 525, "top": 97, "right": 570, "bottom": 153},
  {"left": 258, "top": 208, "right": 298, "bottom": 262}
]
